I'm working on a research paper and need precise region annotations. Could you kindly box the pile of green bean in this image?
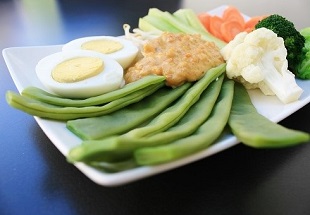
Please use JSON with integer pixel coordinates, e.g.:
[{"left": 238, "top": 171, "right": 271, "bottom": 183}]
[
  {"left": 6, "top": 75, "right": 166, "bottom": 120},
  {"left": 66, "top": 65, "right": 309, "bottom": 169},
  {"left": 68, "top": 71, "right": 227, "bottom": 163},
  {"left": 6, "top": 63, "right": 310, "bottom": 172}
]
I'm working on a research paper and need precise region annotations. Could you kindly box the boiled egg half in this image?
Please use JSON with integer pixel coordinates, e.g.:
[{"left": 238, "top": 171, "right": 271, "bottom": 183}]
[
  {"left": 35, "top": 50, "right": 124, "bottom": 98},
  {"left": 62, "top": 36, "right": 139, "bottom": 69}
]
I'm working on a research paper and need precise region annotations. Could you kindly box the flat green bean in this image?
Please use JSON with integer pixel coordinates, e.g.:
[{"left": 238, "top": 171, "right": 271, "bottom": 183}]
[
  {"left": 67, "top": 75, "right": 224, "bottom": 163},
  {"left": 228, "top": 83, "right": 310, "bottom": 148},
  {"left": 67, "top": 82, "right": 192, "bottom": 140},
  {"left": 124, "top": 63, "right": 226, "bottom": 138},
  {"left": 135, "top": 75, "right": 224, "bottom": 145},
  {"left": 6, "top": 83, "right": 164, "bottom": 120},
  {"left": 88, "top": 159, "right": 138, "bottom": 173},
  {"left": 22, "top": 75, "right": 165, "bottom": 107},
  {"left": 134, "top": 79, "right": 235, "bottom": 165}
]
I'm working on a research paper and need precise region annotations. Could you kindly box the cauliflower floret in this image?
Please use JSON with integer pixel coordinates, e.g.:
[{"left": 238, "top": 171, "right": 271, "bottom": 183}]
[
  {"left": 221, "top": 32, "right": 247, "bottom": 59},
  {"left": 221, "top": 27, "right": 303, "bottom": 104}
]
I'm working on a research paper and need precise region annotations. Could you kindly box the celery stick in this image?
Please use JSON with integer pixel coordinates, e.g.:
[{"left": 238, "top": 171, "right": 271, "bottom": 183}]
[
  {"left": 148, "top": 8, "right": 197, "bottom": 33},
  {"left": 143, "top": 8, "right": 226, "bottom": 48},
  {"left": 173, "top": 10, "right": 189, "bottom": 25},
  {"left": 142, "top": 15, "right": 180, "bottom": 33},
  {"left": 138, "top": 18, "right": 162, "bottom": 32},
  {"left": 173, "top": 8, "right": 207, "bottom": 34}
]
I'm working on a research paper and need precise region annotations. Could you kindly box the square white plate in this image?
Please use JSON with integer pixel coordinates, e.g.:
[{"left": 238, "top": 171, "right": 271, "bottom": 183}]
[{"left": 3, "top": 6, "right": 310, "bottom": 186}]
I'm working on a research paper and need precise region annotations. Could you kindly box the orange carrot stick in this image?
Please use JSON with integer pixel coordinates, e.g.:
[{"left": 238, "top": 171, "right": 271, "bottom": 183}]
[
  {"left": 198, "top": 13, "right": 211, "bottom": 32},
  {"left": 220, "top": 20, "right": 245, "bottom": 42},
  {"left": 222, "top": 6, "right": 245, "bottom": 27},
  {"left": 209, "top": 15, "right": 224, "bottom": 40}
]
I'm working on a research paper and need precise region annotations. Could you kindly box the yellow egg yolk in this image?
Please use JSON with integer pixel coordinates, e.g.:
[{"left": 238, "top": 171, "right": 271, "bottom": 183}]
[
  {"left": 81, "top": 39, "right": 123, "bottom": 54},
  {"left": 52, "top": 57, "right": 104, "bottom": 83}
]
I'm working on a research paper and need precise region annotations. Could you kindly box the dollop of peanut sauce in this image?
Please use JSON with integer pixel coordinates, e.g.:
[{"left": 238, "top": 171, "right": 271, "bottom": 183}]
[{"left": 125, "top": 32, "right": 224, "bottom": 87}]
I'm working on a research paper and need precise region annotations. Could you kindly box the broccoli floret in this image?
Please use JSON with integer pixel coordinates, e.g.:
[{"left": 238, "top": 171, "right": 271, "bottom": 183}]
[
  {"left": 255, "top": 14, "right": 305, "bottom": 77},
  {"left": 297, "top": 27, "right": 310, "bottom": 79}
]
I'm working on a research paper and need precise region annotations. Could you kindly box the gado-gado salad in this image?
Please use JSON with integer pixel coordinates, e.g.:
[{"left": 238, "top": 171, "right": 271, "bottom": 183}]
[{"left": 5, "top": 5, "right": 310, "bottom": 172}]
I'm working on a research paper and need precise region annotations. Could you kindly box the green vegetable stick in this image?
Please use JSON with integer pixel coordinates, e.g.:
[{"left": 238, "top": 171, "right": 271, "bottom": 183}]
[
  {"left": 66, "top": 82, "right": 192, "bottom": 140},
  {"left": 134, "top": 79, "right": 235, "bottom": 165},
  {"left": 88, "top": 159, "right": 138, "bottom": 173},
  {"left": 172, "top": 10, "right": 189, "bottom": 26},
  {"left": 67, "top": 75, "right": 224, "bottom": 163},
  {"left": 138, "top": 18, "right": 163, "bottom": 32},
  {"left": 124, "top": 63, "right": 226, "bottom": 138},
  {"left": 173, "top": 8, "right": 207, "bottom": 34},
  {"left": 140, "top": 8, "right": 226, "bottom": 48},
  {"left": 142, "top": 15, "right": 180, "bottom": 33},
  {"left": 228, "top": 83, "right": 310, "bottom": 148},
  {"left": 134, "top": 75, "right": 224, "bottom": 145},
  {"left": 6, "top": 82, "right": 164, "bottom": 120},
  {"left": 22, "top": 75, "right": 166, "bottom": 107},
  {"left": 148, "top": 8, "right": 199, "bottom": 34}
]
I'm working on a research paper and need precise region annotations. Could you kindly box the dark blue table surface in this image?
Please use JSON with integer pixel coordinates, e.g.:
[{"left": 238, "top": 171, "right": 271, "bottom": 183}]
[{"left": 1, "top": 1, "right": 310, "bottom": 215}]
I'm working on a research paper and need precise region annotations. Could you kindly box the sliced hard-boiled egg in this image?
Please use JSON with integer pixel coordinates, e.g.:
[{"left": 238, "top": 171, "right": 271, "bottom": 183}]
[
  {"left": 62, "top": 36, "right": 139, "bottom": 69},
  {"left": 35, "top": 50, "right": 124, "bottom": 99}
]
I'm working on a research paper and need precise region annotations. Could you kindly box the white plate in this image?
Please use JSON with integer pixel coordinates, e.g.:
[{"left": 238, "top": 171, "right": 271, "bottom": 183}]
[{"left": 3, "top": 6, "right": 310, "bottom": 186}]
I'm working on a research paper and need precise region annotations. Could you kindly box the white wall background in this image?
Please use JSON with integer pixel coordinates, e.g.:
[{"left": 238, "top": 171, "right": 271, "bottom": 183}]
[{"left": 181, "top": 0, "right": 310, "bottom": 30}]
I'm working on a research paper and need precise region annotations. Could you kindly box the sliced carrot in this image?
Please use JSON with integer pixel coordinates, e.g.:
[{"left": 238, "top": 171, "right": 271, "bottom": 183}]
[
  {"left": 208, "top": 15, "right": 225, "bottom": 40},
  {"left": 244, "top": 15, "right": 268, "bottom": 32},
  {"left": 220, "top": 20, "right": 244, "bottom": 42},
  {"left": 197, "top": 6, "right": 267, "bottom": 42},
  {"left": 198, "top": 13, "right": 211, "bottom": 32},
  {"left": 222, "top": 6, "right": 245, "bottom": 27}
]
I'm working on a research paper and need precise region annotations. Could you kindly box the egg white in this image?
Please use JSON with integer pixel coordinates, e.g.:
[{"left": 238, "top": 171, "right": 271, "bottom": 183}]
[
  {"left": 35, "top": 50, "right": 124, "bottom": 99},
  {"left": 62, "top": 36, "right": 139, "bottom": 69}
]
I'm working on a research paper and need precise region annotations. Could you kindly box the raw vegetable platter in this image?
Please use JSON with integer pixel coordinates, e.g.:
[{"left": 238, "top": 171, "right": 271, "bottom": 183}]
[{"left": 3, "top": 6, "right": 310, "bottom": 186}]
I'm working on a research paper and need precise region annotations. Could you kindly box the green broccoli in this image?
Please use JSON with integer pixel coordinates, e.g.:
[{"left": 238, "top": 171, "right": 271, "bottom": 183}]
[
  {"left": 300, "top": 27, "right": 310, "bottom": 40},
  {"left": 255, "top": 14, "right": 305, "bottom": 78},
  {"left": 297, "top": 27, "right": 310, "bottom": 79}
]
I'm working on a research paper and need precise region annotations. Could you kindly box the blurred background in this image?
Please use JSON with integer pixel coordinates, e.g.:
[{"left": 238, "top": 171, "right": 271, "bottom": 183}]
[
  {"left": 0, "top": 0, "right": 180, "bottom": 48},
  {"left": 0, "top": 0, "right": 308, "bottom": 49}
]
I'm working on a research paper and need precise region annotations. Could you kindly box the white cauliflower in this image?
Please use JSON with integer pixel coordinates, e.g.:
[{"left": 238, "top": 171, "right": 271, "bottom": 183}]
[{"left": 221, "top": 27, "right": 303, "bottom": 104}]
